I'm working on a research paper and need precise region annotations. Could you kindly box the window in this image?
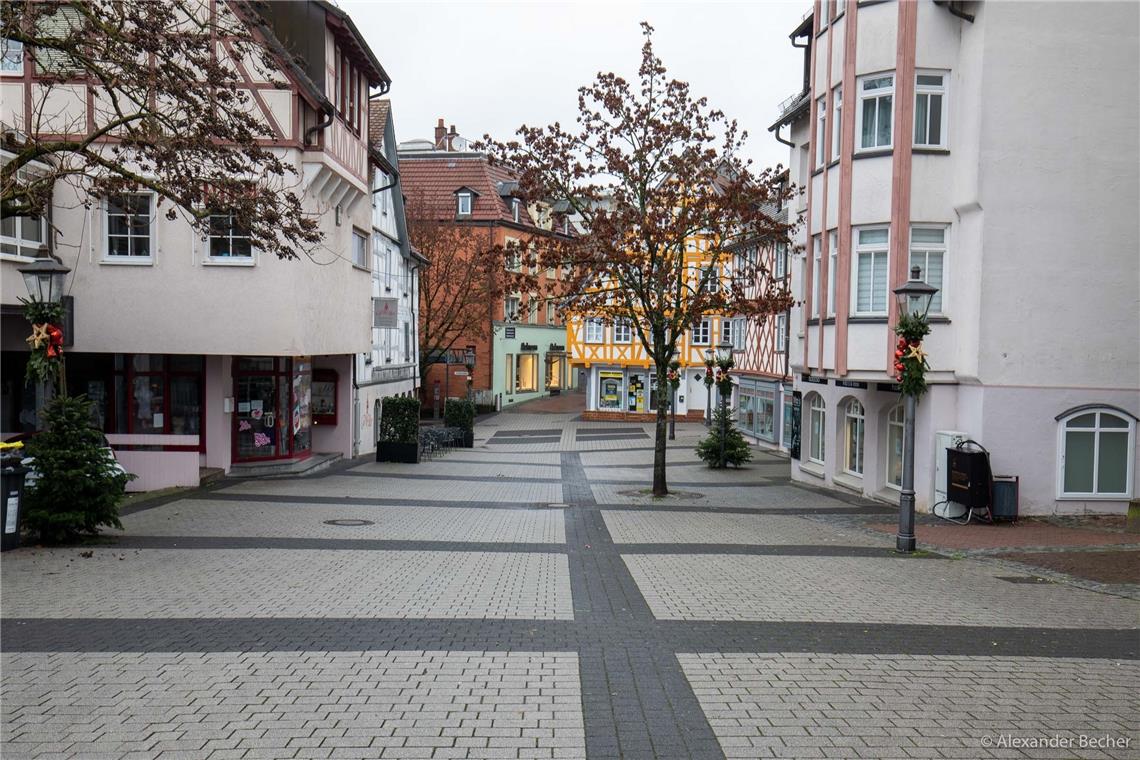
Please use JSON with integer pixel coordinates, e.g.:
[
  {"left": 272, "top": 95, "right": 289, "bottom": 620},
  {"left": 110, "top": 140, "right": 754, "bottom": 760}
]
[
  {"left": 775, "top": 242, "right": 787, "bottom": 279},
  {"left": 776, "top": 314, "right": 787, "bottom": 353},
  {"left": 854, "top": 227, "right": 889, "bottom": 315},
  {"left": 909, "top": 226, "right": 946, "bottom": 314},
  {"left": 857, "top": 73, "right": 894, "bottom": 150},
  {"left": 598, "top": 371, "right": 623, "bottom": 410},
  {"left": 516, "top": 354, "right": 538, "bottom": 393},
  {"left": 1059, "top": 409, "right": 1135, "bottom": 498},
  {"left": 702, "top": 266, "right": 720, "bottom": 294},
  {"left": 808, "top": 395, "right": 826, "bottom": 464},
  {"left": 457, "top": 192, "right": 472, "bottom": 216},
  {"left": 724, "top": 318, "right": 745, "bottom": 351},
  {"left": 832, "top": 86, "right": 843, "bottom": 160},
  {"left": 585, "top": 317, "right": 604, "bottom": 343},
  {"left": 811, "top": 235, "right": 821, "bottom": 316},
  {"left": 527, "top": 295, "right": 538, "bottom": 324},
  {"left": 914, "top": 72, "right": 947, "bottom": 148},
  {"left": 546, "top": 302, "right": 557, "bottom": 325},
  {"left": 844, "top": 399, "right": 865, "bottom": 476},
  {"left": 334, "top": 47, "right": 362, "bottom": 135},
  {"left": 105, "top": 193, "right": 154, "bottom": 259},
  {"left": 403, "top": 322, "right": 411, "bottom": 362},
  {"left": 505, "top": 239, "right": 521, "bottom": 272},
  {"left": 511, "top": 198, "right": 521, "bottom": 223},
  {"left": 827, "top": 230, "right": 838, "bottom": 317},
  {"left": 206, "top": 213, "right": 253, "bottom": 261},
  {"left": 816, "top": 97, "right": 827, "bottom": 167},
  {"left": 721, "top": 318, "right": 733, "bottom": 349},
  {"left": 691, "top": 318, "right": 710, "bottom": 345},
  {"left": 1, "top": 213, "right": 46, "bottom": 260},
  {"left": 613, "top": 319, "right": 632, "bottom": 343},
  {"left": 504, "top": 296, "right": 520, "bottom": 321},
  {"left": 504, "top": 353, "right": 514, "bottom": 392},
  {"left": 350, "top": 230, "right": 368, "bottom": 269},
  {"left": 1, "top": 38, "right": 23, "bottom": 73},
  {"left": 886, "top": 404, "right": 904, "bottom": 488}
]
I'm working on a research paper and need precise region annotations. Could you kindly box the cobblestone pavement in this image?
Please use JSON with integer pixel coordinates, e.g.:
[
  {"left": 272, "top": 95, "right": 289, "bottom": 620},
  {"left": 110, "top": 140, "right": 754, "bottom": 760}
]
[{"left": 2, "top": 407, "right": 1137, "bottom": 759}]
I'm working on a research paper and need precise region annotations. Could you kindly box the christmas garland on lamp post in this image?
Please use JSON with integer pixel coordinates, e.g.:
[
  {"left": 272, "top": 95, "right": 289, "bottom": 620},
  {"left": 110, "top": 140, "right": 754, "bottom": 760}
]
[
  {"left": 893, "top": 311, "right": 931, "bottom": 398},
  {"left": 21, "top": 297, "right": 67, "bottom": 395},
  {"left": 666, "top": 360, "right": 681, "bottom": 440}
]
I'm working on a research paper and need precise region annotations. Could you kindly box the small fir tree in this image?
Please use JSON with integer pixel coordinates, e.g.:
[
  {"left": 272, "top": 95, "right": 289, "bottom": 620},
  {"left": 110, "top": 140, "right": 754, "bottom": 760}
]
[
  {"left": 696, "top": 404, "right": 753, "bottom": 468},
  {"left": 22, "top": 395, "right": 133, "bottom": 543}
]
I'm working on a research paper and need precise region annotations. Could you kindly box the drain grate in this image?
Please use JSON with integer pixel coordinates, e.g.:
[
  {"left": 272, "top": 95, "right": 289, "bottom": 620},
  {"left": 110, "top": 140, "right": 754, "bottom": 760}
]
[
  {"left": 996, "top": 576, "right": 1054, "bottom": 584},
  {"left": 323, "top": 519, "right": 375, "bottom": 527}
]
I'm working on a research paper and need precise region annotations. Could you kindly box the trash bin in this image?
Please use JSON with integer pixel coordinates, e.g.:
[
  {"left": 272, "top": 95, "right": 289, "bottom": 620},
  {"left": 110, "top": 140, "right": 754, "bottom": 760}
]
[{"left": 1, "top": 451, "right": 28, "bottom": 552}]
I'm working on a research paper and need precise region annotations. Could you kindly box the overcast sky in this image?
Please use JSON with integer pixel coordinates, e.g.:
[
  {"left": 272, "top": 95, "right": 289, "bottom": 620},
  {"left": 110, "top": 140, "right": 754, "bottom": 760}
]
[{"left": 338, "top": 0, "right": 809, "bottom": 172}]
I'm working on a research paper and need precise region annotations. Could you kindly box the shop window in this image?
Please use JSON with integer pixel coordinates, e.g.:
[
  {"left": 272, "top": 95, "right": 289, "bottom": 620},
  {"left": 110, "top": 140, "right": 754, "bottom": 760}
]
[
  {"left": 808, "top": 394, "right": 826, "bottom": 464},
  {"left": 104, "top": 193, "right": 154, "bottom": 260},
  {"left": 886, "top": 404, "right": 904, "bottom": 488},
  {"left": 598, "top": 371, "right": 623, "bottom": 410},
  {"left": 1058, "top": 408, "right": 1135, "bottom": 498},
  {"left": 844, "top": 399, "right": 865, "bottom": 476},
  {"left": 106, "top": 354, "right": 204, "bottom": 448},
  {"left": 516, "top": 354, "right": 538, "bottom": 393}
]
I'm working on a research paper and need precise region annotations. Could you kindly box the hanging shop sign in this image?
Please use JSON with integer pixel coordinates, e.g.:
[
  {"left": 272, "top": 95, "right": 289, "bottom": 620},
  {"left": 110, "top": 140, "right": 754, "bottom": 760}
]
[
  {"left": 373, "top": 297, "right": 398, "bottom": 329},
  {"left": 505, "top": 327, "right": 516, "bottom": 339},
  {"left": 877, "top": 382, "right": 902, "bottom": 393},
  {"left": 789, "top": 390, "right": 802, "bottom": 460}
]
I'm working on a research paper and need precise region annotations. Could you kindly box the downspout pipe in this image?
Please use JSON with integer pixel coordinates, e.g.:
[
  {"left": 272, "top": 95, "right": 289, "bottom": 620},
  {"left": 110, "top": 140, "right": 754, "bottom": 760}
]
[
  {"left": 304, "top": 100, "right": 335, "bottom": 147},
  {"left": 933, "top": 0, "right": 975, "bottom": 23},
  {"left": 772, "top": 123, "right": 795, "bottom": 149}
]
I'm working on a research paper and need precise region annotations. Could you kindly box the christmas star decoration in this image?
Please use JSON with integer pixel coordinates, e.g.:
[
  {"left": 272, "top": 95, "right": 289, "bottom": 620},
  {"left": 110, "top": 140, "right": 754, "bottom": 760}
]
[
  {"left": 905, "top": 344, "right": 927, "bottom": 364},
  {"left": 25, "top": 323, "right": 50, "bottom": 350}
]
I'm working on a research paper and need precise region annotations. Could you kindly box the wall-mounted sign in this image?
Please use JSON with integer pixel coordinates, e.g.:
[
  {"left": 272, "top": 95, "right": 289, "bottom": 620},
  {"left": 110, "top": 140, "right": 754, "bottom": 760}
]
[
  {"left": 505, "top": 327, "right": 516, "bottom": 339},
  {"left": 801, "top": 374, "right": 828, "bottom": 385},
  {"left": 373, "top": 297, "right": 398, "bottom": 329},
  {"left": 877, "top": 382, "right": 902, "bottom": 393},
  {"left": 520, "top": 343, "right": 537, "bottom": 352},
  {"left": 836, "top": 380, "right": 868, "bottom": 389},
  {"left": 549, "top": 343, "right": 565, "bottom": 352}
]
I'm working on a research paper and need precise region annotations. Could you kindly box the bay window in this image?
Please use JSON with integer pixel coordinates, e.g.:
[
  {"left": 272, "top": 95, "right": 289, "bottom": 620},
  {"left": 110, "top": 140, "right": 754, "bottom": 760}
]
[
  {"left": 858, "top": 73, "right": 894, "bottom": 150},
  {"left": 909, "top": 226, "right": 946, "bottom": 314},
  {"left": 854, "top": 227, "right": 889, "bottom": 315}
]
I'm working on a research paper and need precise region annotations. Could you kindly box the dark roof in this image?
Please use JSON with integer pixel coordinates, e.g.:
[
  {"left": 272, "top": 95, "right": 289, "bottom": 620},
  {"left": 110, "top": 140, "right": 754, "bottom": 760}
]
[
  {"left": 315, "top": 0, "right": 390, "bottom": 88},
  {"left": 398, "top": 152, "right": 537, "bottom": 226},
  {"left": 769, "top": 89, "right": 811, "bottom": 132}
]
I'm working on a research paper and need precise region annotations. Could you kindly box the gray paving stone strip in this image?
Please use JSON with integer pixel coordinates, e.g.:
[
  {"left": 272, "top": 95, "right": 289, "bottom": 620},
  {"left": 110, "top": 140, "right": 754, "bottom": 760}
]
[
  {"left": 1, "top": 650, "right": 587, "bottom": 760},
  {"left": 679, "top": 653, "right": 1140, "bottom": 760}
]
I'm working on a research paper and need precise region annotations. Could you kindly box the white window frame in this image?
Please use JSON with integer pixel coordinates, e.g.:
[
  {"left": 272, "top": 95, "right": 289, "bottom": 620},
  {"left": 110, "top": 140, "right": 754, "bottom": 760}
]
[
  {"left": 774, "top": 241, "right": 787, "bottom": 279},
  {"left": 808, "top": 395, "right": 826, "bottom": 465},
  {"left": 723, "top": 317, "right": 744, "bottom": 351},
  {"left": 832, "top": 85, "right": 843, "bottom": 160},
  {"left": 102, "top": 192, "right": 156, "bottom": 264},
  {"left": 511, "top": 198, "right": 520, "bottom": 223},
  {"left": 811, "top": 235, "right": 821, "bottom": 317},
  {"left": 546, "top": 301, "right": 556, "bottom": 325},
  {"left": 914, "top": 70, "right": 948, "bottom": 149},
  {"left": 853, "top": 226, "right": 890, "bottom": 316},
  {"left": 776, "top": 313, "right": 787, "bottom": 353},
  {"left": 457, "top": 192, "right": 472, "bottom": 216},
  {"left": 702, "top": 265, "right": 720, "bottom": 294},
  {"left": 909, "top": 225, "right": 948, "bottom": 315},
  {"left": 1057, "top": 409, "right": 1135, "bottom": 499},
  {"left": 1, "top": 213, "right": 47, "bottom": 262},
  {"left": 886, "top": 404, "right": 904, "bottom": 490},
  {"left": 1, "top": 38, "right": 23, "bottom": 74},
  {"left": 827, "top": 230, "right": 838, "bottom": 317},
  {"left": 584, "top": 317, "right": 604, "bottom": 344},
  {"left": 203, "top": 211, "right": 256, "bottom": 266},
  {"left": 504, "top": 296, "right": 520, "bottom": 322},
  {"left": 351, "top": 228, "right": 369, "bottom": 270},
  {"left": 691, "top": 318, "right": 711, "bottom": 346},
  {"left": 613, "top": 319, "right": 632, "bottom": 344},
  {"left": 843, "top": 399, "right": 865, "bottom": 476},
  {"left": 816, "top": 96, "right": 828, "bottom": 167},
  {"left": 856, "top": 73, "right": 895, "bottom": 151}
]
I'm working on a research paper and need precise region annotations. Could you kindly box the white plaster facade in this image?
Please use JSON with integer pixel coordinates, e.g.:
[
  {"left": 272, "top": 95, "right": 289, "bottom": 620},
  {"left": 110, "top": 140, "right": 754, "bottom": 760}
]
[{"left": 773, "top": 0, "right": 1139, "bottom": 515}]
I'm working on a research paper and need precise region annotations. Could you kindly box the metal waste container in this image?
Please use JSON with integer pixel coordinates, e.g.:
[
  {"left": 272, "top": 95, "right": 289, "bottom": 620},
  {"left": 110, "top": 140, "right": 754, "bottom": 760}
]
[{"left": 1, "top": 451, "right": 28, "bottom": 551}]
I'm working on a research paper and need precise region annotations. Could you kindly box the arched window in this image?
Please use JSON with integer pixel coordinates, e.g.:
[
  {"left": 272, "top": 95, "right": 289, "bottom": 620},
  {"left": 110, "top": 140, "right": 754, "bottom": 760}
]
[
  {"left": 808, "top": 395, "right": 826, "bottom": 464},
  {"left": 886, "top": 404, "right": 904, "bottom": 489},
  {"left": 844, "top": 399, "right": 865, "bottom": 476},
  {"left": 1058, "top": 408, "right": 1135, "bottom": 498}
]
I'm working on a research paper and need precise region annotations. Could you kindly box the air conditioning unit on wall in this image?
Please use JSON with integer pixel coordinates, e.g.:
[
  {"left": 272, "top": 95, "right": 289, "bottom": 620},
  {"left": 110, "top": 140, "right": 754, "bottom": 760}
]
[{"left": 933, "top": 430, "right": 970, "bottom": 508}]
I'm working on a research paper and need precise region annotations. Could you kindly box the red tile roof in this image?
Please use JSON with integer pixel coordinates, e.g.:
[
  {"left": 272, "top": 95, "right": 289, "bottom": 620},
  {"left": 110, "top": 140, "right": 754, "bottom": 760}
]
[{"left": 398, "top": 152, "right": 535, "bottom": 226}]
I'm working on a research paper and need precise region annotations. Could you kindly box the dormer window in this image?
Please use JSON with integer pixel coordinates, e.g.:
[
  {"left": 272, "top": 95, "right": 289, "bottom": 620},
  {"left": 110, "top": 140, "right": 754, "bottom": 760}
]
[
  {"left": 457, "top": 192, "right": 472, "bottom": 216},
  {"left": 511, "top": 198, "right": 520, "bottom": 223}
]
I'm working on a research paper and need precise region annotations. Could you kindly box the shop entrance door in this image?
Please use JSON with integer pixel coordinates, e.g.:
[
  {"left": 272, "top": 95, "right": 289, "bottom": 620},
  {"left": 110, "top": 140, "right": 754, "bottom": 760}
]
[{"left": 233, "top": 357, "right": 311, "bottom": 462}]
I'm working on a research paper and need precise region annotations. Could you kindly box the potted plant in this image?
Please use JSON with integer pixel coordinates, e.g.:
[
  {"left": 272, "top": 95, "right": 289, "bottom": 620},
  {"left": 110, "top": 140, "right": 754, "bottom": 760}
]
[
  {"left": 377, "top": 396, "right": 421, "bottom": 463},
  {"left": 444, "top": 398, "right": 476, "bottom": 448}
]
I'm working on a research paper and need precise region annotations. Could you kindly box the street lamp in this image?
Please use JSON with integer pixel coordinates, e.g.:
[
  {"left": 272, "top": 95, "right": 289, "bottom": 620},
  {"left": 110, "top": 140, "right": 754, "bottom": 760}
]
[
  {"left": 464, "top": 347, "right": 476, "bottom": 403},
  {"left": 892, "top": 266, "right": 939, "bottom": 553},
  {"left": 703, "top": 347, "right": 715, "bottom": 427},
  {"left": 18, "top": 255, "right": 70, "bottom": 304},
  {"left": 715, "top": 337, "right": 733, "bottom": 469}
]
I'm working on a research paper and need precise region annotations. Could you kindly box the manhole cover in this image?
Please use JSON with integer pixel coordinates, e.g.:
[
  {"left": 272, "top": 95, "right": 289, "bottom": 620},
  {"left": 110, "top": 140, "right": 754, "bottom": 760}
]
[{"left": 323, "top": 519, "right": 375, "bottom": 527}]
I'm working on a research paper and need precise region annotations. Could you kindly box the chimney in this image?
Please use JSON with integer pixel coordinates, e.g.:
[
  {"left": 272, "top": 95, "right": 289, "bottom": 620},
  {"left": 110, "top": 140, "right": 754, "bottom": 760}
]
[
  {"left": 434, "top": 118, "right": 446, "bottom": 150},
  {"left": 448, "top": 124, "right": 458, "bottom": 151}
]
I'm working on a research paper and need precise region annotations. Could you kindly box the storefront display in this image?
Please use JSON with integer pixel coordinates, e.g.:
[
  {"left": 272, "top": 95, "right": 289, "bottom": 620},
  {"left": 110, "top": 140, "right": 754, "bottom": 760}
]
[
  {"left": 599, "top": 371, "right": 623, "bottom": 410},
  {"left": 311, "top": 369, "right": 337, "bottom": 426},
  {"left": 737, "top": 380, "right": 777, "bottom": 443},
  {"left": 233, "top": 356, "right": 311, "bottom": 462}
]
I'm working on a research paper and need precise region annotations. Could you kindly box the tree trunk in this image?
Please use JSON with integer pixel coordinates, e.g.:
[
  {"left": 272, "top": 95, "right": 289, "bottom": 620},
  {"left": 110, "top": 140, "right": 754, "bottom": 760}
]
[{"left": 652, "top": 366, "right": 669, "bottom": 496}]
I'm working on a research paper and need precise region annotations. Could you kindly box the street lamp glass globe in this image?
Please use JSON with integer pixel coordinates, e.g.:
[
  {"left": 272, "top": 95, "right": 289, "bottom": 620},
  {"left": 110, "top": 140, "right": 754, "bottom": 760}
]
[
  {"left": 715, "top": 338, "right": 733, "bottom": 364},
  {"left": 18, "top": 257, "right": 70, "bottom": 304},
  {"left": 893, "top": 265, "right": 938, "bottom": 319},
  {"left": 703, "top": 348, "right": 715, "bottom": 364}
]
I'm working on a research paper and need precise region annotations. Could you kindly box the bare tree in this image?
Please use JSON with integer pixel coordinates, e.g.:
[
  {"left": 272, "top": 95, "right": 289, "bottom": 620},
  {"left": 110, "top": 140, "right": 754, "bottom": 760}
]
[
  {"left": 485, "top": 23, "right": 795, "bottom": 495},
  {"left": 1, "top": 0, "right": 320, "bottom": 260}
]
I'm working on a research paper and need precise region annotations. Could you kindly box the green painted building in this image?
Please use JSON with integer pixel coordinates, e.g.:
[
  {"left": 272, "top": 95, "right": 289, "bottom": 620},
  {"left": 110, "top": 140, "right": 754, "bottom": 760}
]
[{"left": 491, "top": 322, "right": 577, "bottom": 408}]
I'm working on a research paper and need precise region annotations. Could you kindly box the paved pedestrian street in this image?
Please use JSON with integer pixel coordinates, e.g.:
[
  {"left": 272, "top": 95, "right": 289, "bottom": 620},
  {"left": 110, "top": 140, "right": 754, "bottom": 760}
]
[{"left": 2, "top": 410, "right": 1137, "bottom": 760}]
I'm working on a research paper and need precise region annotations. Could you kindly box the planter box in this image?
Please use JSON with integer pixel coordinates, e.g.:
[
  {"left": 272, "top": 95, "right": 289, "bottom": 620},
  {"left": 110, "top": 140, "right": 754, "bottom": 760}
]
[
  {"left": 459, "top": 430, "right": 474, "bottom": 448},
  {"left": 376, "top": 441, "right": 419, "bottom": 463}
]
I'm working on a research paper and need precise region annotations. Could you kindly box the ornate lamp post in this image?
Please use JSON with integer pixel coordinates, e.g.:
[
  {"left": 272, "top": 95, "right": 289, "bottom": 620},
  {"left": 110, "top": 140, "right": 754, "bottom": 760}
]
[
  {"left": 19, "top": 256, "right": 70, "bottom": 304},
  {"left": 464, "top": 347, "right": 476, "bottom": 404},
  {"left": 702, "top": 347, "right": 714, "bottom": 427},
  {"left": 892, "top": 266, "right": 938, "bottom": 553},
  {"left": 714, "top": 337, "right": 734, "bottom": 469},
  {"left": 666, "top": 359, "right": 681, "bottom": 441},
  {"left": 17, "top": 256, "right": 71, "bottom": 399}
]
